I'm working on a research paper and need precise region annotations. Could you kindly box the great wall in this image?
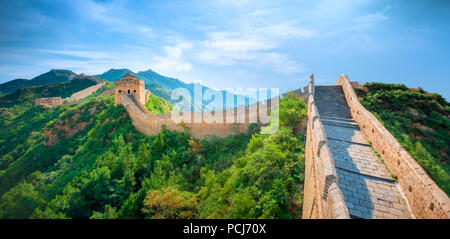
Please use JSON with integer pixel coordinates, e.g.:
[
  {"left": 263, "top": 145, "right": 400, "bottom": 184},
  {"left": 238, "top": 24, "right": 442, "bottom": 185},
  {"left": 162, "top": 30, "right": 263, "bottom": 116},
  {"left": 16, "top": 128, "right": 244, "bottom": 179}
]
[
  {"left": 115, "top": 73, "right": 287, "bottom": 138},
  {"left": 114, "top": 73, "right": 449, "bottom": 219},
  {"left": 34, "top": 72, "right": 450, "bottom": 219},
  {"left": 302, "top": 75, "right": 450, "bottom": 219},
  {"left": 35, "top": 80, "right": 105, "bottom": 107}
]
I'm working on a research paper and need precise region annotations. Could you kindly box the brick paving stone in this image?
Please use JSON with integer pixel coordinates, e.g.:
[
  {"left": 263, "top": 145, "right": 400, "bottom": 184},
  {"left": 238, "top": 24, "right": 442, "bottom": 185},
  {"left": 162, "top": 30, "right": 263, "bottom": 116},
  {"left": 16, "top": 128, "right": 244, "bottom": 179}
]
[{"left": 315, "top": 85, "right": 414, "bottom": 219}]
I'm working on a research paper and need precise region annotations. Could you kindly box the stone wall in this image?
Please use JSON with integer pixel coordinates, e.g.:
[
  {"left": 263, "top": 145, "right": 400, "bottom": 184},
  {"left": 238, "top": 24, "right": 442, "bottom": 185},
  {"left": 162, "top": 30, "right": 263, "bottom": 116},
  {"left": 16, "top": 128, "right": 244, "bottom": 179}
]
[
  {"left": 283, "top": 86, "right": 309, "bottom": 102},
  {"left": 35, "top": 81, "right": 105, "bottom": 107},
  {"left": 336, "top": 74, "right": 450, "bottom": 219},
  {"left": 115, "top": 78, "right": 146, "bottom": 105},
  {"left": 302, "top": 75, "right": 350, "bottom": 219},
  {"left": 65, "top": 82, "right": 105, "bottom": 101},
  {"left": 120, "top": 93, "right": 279, "bottom": 139},
  {"left": 35, "top": 97, "right": 62, "bottom": 106}
]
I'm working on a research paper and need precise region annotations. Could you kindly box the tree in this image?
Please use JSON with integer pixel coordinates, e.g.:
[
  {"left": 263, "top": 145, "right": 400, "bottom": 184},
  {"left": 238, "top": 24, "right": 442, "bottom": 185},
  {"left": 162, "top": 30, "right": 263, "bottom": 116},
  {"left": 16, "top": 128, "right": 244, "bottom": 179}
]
[
  {"left": 90, "top": 205, "right": 119, "bottom": 219},
  {"left": 0, "top": 182, "right": 42, "bottom": 219},
  {"left": 142, "top": 186, "right": 197, "bottom": 219}
]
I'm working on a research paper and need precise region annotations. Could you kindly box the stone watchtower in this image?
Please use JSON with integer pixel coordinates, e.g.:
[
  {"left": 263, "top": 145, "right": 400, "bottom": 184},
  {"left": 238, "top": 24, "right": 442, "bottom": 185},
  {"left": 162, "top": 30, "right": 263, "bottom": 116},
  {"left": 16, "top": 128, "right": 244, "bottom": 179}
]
[{"left": 114, "top": 73, "right": 149, "bottom": 106}]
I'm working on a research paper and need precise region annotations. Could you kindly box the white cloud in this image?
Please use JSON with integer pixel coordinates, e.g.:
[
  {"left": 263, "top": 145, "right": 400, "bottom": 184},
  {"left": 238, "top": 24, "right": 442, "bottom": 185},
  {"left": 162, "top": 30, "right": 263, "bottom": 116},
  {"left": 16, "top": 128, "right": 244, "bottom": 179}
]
[
  {"left": 256, "top": 52, "right": 305, "bottom": 74},
  {"left": 74, "top": 0, "right": 156, "bottom": 39},
  {"left": 258, "top": 23, "right": 317, "bottom": 39},
  {"left": 42, "top": 50, "right": 109, "bottom": 60},
  {"left": 196, "top": 31, "right": 275, "bottom": 65},
  {"left": 194, "top": 22, "right": 313, "bottom": 73},
  {"left": 150, "top": 42, "right": 193, "bottom": 73},
  {"left": 354, "top": 12, "right": 388, "bottom": 30}
]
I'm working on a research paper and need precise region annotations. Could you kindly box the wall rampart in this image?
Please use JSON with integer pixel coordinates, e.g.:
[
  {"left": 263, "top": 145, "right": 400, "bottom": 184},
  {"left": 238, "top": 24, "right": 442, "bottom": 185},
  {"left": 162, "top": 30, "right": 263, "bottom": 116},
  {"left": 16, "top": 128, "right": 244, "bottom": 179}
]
[
  {"left": 302, "top": 74, "right": 350, "bottom": 219},
  {"left": 336, "top": 74, "right": 450, "bottom": 219},
  {"left": 120, "top": 93, "right": 280, "bottom": 138}
]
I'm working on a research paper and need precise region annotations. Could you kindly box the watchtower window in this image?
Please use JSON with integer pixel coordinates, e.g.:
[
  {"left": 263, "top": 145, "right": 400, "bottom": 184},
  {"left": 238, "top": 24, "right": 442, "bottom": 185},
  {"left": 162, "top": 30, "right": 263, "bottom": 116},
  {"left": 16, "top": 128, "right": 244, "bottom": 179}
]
[{"left": 128, "top": 89, "right": 130, "bottom": 94}]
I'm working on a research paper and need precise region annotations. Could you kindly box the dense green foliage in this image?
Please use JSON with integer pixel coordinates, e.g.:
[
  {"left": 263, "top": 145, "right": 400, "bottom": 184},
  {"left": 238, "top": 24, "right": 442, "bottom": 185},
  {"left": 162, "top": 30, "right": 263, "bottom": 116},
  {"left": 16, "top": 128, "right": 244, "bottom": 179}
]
[
  {"left": 0, "top": 85, "right": 307, "bottom": 218},
  {"left": 355, "top": 83, "right": 450, "bottom": 195},
  {"left": 145, "top": 83, "right": 173, "bottom": 102},
  {"left": 144, "top": 93, "right": 173, "bottom": 114}
]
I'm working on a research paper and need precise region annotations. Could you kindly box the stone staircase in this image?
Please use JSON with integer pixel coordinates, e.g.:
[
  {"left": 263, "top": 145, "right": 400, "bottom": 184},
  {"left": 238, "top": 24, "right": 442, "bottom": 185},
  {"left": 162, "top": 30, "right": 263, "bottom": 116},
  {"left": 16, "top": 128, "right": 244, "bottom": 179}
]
[{"left": 314, "top": 85, "right": 414, "bottom": 219}]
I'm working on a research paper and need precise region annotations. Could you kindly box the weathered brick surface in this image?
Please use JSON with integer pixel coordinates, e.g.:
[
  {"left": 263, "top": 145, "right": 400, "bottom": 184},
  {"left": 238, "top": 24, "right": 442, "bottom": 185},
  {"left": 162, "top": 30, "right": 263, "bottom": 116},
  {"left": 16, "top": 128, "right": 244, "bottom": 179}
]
[
  {"left": 65, "top": 82, "right": 105, "bottom": 101},
  {"left": 114, "top": 73, "right": 147, "bottom": 106},
  {"left": 313, "top": 83, "right": 414, "bottom": 219},
  {"left": 302, "top": 75, "right": 350, "bottom": 219},
  {"left": 336, "top": 74, "right": 450, "bottom": 219},
  {"left": 120, "top": 93, "right": 280, "bottom": 139},
  {"left": 35, "top": 97, "right": 62, "bottom": 106}
]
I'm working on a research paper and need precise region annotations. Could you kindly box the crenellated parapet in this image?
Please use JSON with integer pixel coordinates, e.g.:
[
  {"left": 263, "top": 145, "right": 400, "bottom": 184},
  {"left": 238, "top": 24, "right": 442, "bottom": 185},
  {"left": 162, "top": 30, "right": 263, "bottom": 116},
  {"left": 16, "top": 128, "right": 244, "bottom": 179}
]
[{"left": 114, "top": 73, "right": 148, "bottom": 106}]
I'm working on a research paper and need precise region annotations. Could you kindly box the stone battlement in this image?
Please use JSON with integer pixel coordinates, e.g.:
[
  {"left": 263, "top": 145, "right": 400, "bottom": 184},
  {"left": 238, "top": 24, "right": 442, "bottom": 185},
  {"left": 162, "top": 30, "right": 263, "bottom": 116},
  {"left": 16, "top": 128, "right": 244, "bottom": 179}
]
[{"left": 114, "top": 73, "right": 148, "bottom": 106}]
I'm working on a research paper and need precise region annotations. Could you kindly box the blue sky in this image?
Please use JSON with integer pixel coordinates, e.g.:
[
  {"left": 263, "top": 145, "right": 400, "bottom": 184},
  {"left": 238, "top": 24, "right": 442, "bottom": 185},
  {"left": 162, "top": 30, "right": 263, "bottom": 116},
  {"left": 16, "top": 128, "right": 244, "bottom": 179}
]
[{"left": 0, "top": 0, "right": 449, "bottom": 99}]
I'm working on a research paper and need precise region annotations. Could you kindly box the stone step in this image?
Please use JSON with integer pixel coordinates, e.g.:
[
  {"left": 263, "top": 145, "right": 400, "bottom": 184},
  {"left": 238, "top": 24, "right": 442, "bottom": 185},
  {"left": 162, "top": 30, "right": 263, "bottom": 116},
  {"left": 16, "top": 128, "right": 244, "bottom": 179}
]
[
  {"left": 312, "top": 84, "right": 414, "bottom": 219},
  {"left": 321, "top": 116, "right": 356, "bottom": 123},
  {"left": 321, "top": 119, "right": 359, "bottom": 129}
]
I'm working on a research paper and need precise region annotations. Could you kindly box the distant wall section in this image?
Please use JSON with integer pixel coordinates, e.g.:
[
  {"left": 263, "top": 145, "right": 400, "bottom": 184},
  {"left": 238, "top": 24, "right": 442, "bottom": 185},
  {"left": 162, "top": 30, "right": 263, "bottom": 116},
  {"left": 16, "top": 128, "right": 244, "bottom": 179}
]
[
  {"left": 35, "top": 97, "right": 62, "bottom": 107},
  {"left": 35, "top": 81, "right": 105, "bottom": 107}
]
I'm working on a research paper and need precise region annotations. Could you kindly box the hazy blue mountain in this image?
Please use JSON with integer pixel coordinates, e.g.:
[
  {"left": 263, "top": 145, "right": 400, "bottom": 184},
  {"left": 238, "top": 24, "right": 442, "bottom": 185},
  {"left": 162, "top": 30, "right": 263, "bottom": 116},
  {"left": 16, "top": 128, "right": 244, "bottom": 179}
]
[
  {"left": 29, "top": 69, "right": 77, "bottom": 85},
  {"left": 0, "top": 69, "right": 86, "bottom": 96},
  {"left": 97, "top": 68, "right": 247, "bottom": 110},
  {"left": 136, "top": 69, "right": 190, "bottom": 91},
  {"left": 96, "top": 68, "right": 188, "bottom": 90},
  {"left": 95, "top": 68, "right": 133, "bottom": 82}
]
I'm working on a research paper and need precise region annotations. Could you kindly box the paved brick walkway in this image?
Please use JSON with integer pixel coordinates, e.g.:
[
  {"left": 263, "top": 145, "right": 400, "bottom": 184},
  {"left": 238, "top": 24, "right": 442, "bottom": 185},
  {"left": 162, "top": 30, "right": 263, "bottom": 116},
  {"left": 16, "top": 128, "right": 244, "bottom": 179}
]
[{"left": 315, "top": 86, "right": 414, "bottom": 219}]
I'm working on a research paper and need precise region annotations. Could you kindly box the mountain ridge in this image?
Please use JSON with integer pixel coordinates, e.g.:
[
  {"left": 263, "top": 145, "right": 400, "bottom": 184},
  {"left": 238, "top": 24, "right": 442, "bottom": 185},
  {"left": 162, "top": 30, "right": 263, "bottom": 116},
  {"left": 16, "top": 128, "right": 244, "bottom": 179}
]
[
  {"left": 0, "top": 69, "right": 98, "bottom": 96},
  {"left": 1, "top": 68, "right": 248, "bottom": 110}
]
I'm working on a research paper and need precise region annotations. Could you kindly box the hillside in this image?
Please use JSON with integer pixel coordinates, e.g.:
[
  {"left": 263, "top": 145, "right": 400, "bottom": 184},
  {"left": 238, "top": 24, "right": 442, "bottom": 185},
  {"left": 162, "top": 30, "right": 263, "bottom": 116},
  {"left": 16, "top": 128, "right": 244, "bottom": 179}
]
[
  {"left": 0, "top": 77, "right": 307, "bottom": 219},
  {"left": 0, "top": 78, "right": 97, "bottom": 116},
  {"left": 144, "top": 94, "right": 173, "bottom": 114},
  {"left": 0, "top": 70, "right": 81, "bottom": 96},
  {"left": 354, "top": 82, "right": 450, "bottom": 195}
]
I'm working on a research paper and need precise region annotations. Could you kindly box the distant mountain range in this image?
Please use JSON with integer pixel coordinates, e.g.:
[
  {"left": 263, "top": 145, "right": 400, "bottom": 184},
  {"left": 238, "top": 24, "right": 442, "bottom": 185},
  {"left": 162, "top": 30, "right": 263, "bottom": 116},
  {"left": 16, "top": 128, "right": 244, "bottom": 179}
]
[
  {"left": 0, "top": 68, "right": 247, "bottom": 110},
  {"left": 100, "top": 69, "right": 247, "bottom": 110},
  {"left": 97, "top": 68, "right": 195, "bottom": 91},
  {"left": 0, "top": 70, "right": 99, "bottom": 96}
]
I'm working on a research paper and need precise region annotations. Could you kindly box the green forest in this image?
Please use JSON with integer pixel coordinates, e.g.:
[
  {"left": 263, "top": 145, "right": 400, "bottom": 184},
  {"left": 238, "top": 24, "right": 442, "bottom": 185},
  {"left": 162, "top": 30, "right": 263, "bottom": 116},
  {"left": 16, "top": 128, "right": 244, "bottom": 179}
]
[
  {"left": 0, "top": 79, "right": 307, "bottom": 219},
  {"left": 144, "top": 93, "right": 173, "bottom": 114},
  {"left": 355, "top": 83, "right": 450, "bottom": 195}
]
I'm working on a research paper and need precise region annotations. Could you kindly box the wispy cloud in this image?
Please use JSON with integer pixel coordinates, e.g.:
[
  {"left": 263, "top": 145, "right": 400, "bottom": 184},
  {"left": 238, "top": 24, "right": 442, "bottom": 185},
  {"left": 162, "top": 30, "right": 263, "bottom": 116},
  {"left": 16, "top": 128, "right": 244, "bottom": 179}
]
[
  {"left": 193, "top": 23, "right": 313, "bottom": 73},
  {"left": 72, "top": 0, "right": 156, "bottom": 39},
  {"left": 150, "top": 42, "right": 193, "bottom": 73},
  {"left": 41, "top": 50, "right": 110, "bottom": 60}
]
